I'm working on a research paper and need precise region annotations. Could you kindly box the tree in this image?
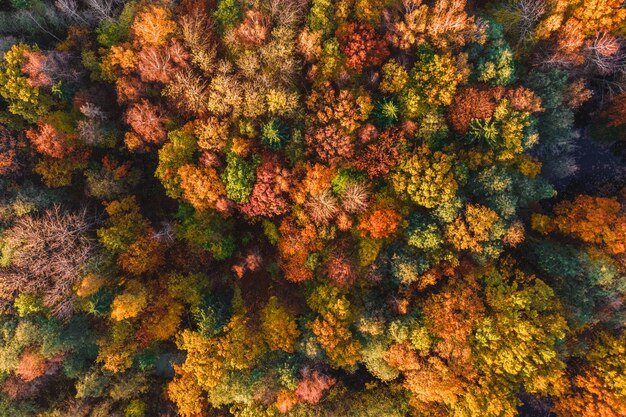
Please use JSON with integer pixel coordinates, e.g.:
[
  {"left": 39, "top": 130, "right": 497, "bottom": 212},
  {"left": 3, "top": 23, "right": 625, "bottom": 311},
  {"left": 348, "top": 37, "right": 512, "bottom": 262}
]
[
  {"left": 260, "top": 296, "right": 300, "bottom": 353},
  {"left": 305, "top": 124, "right": 355, "bottom": 164},
  {"left": 278, "top": 216, "right": 320, "bottom": 282},
  {"left": 403, "top": 47, "right": 464, "bottom": 112},
  {"left": 469, "top": 99, "right": 536, "bottom": 161},
  {"left": 136, "top": 45, "right": 174, "bottom": 83},
  {"left": 470, "top": 267, "right": 568, "bottom": 405},
  {"left": 174, "top": 205, "right": 236, "bottom": 260},
  {"left": 34, "top": 155, "right": 88, "bottom": 188},
  {"left": 136, "top": 293, "right": 184, "bottom": 345},
  {"left": 306, "top": 82, "right": 368, "bottom": 135},
  {"left": 358, "top": 207, "right": 402, "bottom": 239},
  {"left": 601, "top": 92, "right": 626, "bottom": 127},
  {"left": 118, "top": 233, "right": 165, "bottom": 275},
  {"left": 389, "top": 0, "right": 476, "bottom": 50},
  {"left": 340, "top": 181, "right": 369, "bottom": 213},
  {"left": 295, "top": 367, "right": 336, "bottom": 404},
  {"left": 131, "top": 5, "right": 176, "bottom": 46},
  {"left": 97, "top": 196, "right": 151, "bottom": 254},
  {"left": 444, "top": 204, "right": 501, "bottom": 254},
  {"left": 16, "top": 350, "right": 47, "bottom": 382},
  {"left": 470, "top": 21, "right": 515, "bottom": 86},
  {"left": 26, "top": 119, "right": 74, "bottom": 159},
  {"left": 392, "top": 145, "right": 458, "bottom": 209},
  {"left": 164, "top": 70, "right": 209, "bottom": 116},
  {"left": 235, "top": 9, "right": 271, "bottom": 47},
  {"left": 214, "top": 0, "right": 242, "bottom": 30},
  {"left": 553, "top": 332, "right": 626, "bottom": 417},
  {"left": 423, "top": 269, "right": 485, "bottom": 374},
  {"left": 355, "top": 128, "right": 407, "bottom": 179},
  {"left": 154, "top": 130, "right": 197, "bottom": 198},
  {"left": 304, "top": 83, "right": 371, "bottom": 164},
  {"left": 170, "top": 294, "right": 265, "bottom": 410},
  {"left": 448, "top": 88, "right": 498, "bottom": 133},
  {"left": 552, "top": 195, "right": 626, "bottom": 255},
  {"left": 96, "top": 321, "right": 140, "bottom": 373},
  {"left": 110, "top": 280, "right": 148, "bottom": 321},
  {"left": 168, "top": 368, "right": 206, "bottom": 417},
  {"left": 305, "top": 188, "right": 339, "bottom": 225},
  {"left": 335, "top": 23, "right": 389, "bottom": 73},
  {"left": 0, "top": 125, "right": 24, "bottom": 176},
  {"left": 21, "top": 49, "right": 82, "bottom": 88},
  {"left": 307, "top": 285, "right": 362, "bottom": 369},
  {"left": 1, "top": 206, "right": 96, "bottom": 318},
  {"left": 124, "top": 100, "right": 168, "bottom": 151},
  {"left": 571, "top": 0, "right": 626, "bottom": 35},
  {"left": 178, "top": 164, "right": 226, "bottom": 211},
  {"left": 95, "top": 1, "right": 136, "bottom": 47},
  {"left": 379, "top": 60, "right": 409, "bottom": 94},
  {"left": 221, "top": 153, "right": 259, "bottom": 203},
  {"left": 307, "top": 0, "right": 335, "bottom": 36},
  {"left": 0, "top": 43, "right": 51, "bottom": 123},
  {"left": 155, "top": 128, "right": 198, "bottom": 199},
  {"left": 583, "top": 31, "right": 622, "bottom": 76},
  {"left": 323, "top": 240, "right": 358, "bottom": 287},
  {"left": 241, "top": 154, "right": 291, "bottom": 217}
]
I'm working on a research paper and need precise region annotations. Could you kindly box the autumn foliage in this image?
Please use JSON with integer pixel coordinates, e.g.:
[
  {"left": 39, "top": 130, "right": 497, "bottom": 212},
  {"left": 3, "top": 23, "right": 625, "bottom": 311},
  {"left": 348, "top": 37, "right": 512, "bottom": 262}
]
[{"left": 0, "top": 0, "right": 624, "bottom": 416}]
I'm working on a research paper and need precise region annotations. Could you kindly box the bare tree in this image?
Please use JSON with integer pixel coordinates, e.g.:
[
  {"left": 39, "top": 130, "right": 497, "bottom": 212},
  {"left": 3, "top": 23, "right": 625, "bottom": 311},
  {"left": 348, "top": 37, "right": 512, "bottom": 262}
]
[
  {"left": 164, "top": 69, "right": 209, "bottom": 116},
  {"left": 499, "top": 0, "right": 546, "bottom": 44},
  {"left": 22, "top": 50, "right": 84, "bottom": 88},
  {"left": 584, "top": 32, "right": 625, "bottom": 76},
  {"left": 0, "top": 206, "right": 101, "bottom": 318},
  {"left": 266, "top": 0, "right": 307, "bottom": 28},
  {"left": 179, "top": 11, "right": 218, "bottom": 75},
  {"left": 55, "top": 0, "right": 125, "bottom": 26}
]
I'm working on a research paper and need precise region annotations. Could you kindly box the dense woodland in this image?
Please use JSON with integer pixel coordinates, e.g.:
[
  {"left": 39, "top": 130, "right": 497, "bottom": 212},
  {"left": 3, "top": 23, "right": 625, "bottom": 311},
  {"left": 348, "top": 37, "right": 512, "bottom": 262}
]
[{"left": 0, "top": 0, "right": 625, "bottom": 416}]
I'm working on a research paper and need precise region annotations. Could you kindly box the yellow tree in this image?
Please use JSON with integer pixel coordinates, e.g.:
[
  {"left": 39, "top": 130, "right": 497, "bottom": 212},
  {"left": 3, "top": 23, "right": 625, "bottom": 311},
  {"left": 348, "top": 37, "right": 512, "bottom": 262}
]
[
  {"left": 444, "top": 204, "right": 500, "bottom": 253},
  {"left": 97, "top": 196, "right": 151, "bottom": 254},
  {"left": 467, "top": 265, "right": 569, "bottom": 415},
  {"left": 110, "top": 280, "right": 148, "bottom": 321},
  {"left": 260, "top": 296, "right": 301, "bottom": 353},
  {"left": 307, "top": 285, "right": 361, "bottom": 369},
  {"left": 392, "top": 145, "right": 458, "bottom": 209},
  {"left": 96, "top": 321, "right": 140, "bottom": 373}
]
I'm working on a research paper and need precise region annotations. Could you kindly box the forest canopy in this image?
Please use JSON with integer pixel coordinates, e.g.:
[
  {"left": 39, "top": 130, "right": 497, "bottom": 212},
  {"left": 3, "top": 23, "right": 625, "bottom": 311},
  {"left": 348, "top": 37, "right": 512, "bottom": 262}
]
[{"left": 0, "top": 0, "right": 625, "bottom": 416}]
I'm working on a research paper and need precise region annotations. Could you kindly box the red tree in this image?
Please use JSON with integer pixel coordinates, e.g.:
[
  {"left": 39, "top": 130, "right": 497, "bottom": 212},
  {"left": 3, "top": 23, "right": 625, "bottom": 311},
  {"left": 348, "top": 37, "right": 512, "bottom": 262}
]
[
  {"left": 235, "top": 9, "right": 272, "bottom": 47},
  {"left": 601, "top": 92, "right": 626, "bottom": 127},
  {"left": 355, "top": 128, "right": 406, "bottom": 178},
  {"left": 115, "top": 77, "right": 145, "bottom": 105},
  {"left": 124, "top": 99, "right": 168, "bottom": 149},
  {"left": 336, "top": 23, "right": 390, "bottom": 73},
  {"left": 295, "top": 368, "right": 336, "bottom": 404},
  {"left": 241, "top": 154, "right": 291, "bottom": 217},
  {"left": 0, "top": 126, "right": 24, "bottom": 176},
  {"left": 21, "top": 50, "right": 81, "bottom": 88},
  {"left": 16, "top": 350, "right": 47, "bottom": 382},
  {"left": 137, "top": 46, "right": 175, "bottom": 83},
  {"left": 305, "top": 125, "right": 355, "bottom": 164},
  {"left": 324, "top": 243, "right": 357, "bottom": 287},
  {"left": 26, "top": 121, "right": 74, "bottom": 159},
  {"left": 278, "top": 217, "right": 320, "bottom": 282},
  {"left": 448, "top": 88, "right": 498, "bottom": 133}
]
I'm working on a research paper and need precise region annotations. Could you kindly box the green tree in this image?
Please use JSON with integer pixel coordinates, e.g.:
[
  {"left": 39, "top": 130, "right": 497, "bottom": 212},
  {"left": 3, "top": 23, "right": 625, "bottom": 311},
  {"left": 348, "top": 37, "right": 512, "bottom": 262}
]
[{"left": 222, "top": 152, "right": 260, "bottom": 203}]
